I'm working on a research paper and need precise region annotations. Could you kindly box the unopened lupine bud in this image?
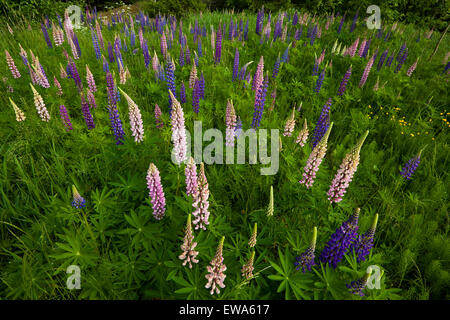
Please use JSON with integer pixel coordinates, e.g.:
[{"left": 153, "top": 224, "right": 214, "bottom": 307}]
[
  {"left": 296, "top": 119, "right": 309, "bottom": 147},
  {"left": 283, "top": 107, "right": 296, "bottom": 136},
  {"left": 179, "top": 214, "right": 199, "bottom": 268},
  {"left": 267, "top": 185, "right": 274, "bottom": 216},
  {"left": 248, "top": 223, "right": 257, "bottom": 247},
  {"left": 295, "top": 226, "right": 317, "bottom": 272},
  {"left": 71, "top": 185, "right": 86, "bottom": 209},
  {"left": 241, "top": 251, "right": 255, "bottom": 280}
]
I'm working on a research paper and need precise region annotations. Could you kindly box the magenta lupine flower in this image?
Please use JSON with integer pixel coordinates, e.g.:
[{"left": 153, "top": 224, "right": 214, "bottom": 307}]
[
  {"left": 155, "top": 104, "right": 163, "bottom": 129},
  {"left": 299, "top": 123, "right": 333, "bottom": 188},
  {"left": 295, "top": 226, "right": 317, "bottom": 272},
  {"left": 327, "top": 131, "right": 369, "bottom": 203},
  {"left": 349, "top": 38, "right": 359, "bottom": 57},
  {"left": 406, "top": 58, "right": 418, "bottom": 76},
  {"left": 146, "top": 163, "right": 166, "bottom": 220},
  {"left": 192, "top": 162, "right": 210, "bottom": 231},
  {"left": 80, "top": 93, "right": 95, "bottom": 129},
  {"left": 283, "top": 107, "right": 296, "bottom": 137},
  {"left": 350, "top": 214, "right": 379, "bottom": 263},
  {"left": 59, "top": 105, "right": 73, "bottom": 131},
  {"left": 54, "top": 76, "right": 63, "bottom": 96},
  {"left": 9, "top": 98, "right": 26, "bottom": 122},
  {"left": 252, "top": 56, "right": 264, "bottom": 91},
  {"left": 5, "top": 50, "right": 21, "bottom": 78},
  {"left": 86, "top": 88, "right": 97, "bottom": 109},
  {"left": 225, "top": 99, "right": 237, "bottom": 147},
  {"left": 296, "top": 119, "right": 309, "bottom": 146},
  {"left": 179, "top": 214, "right": 199, "bottom": 268},
  {"left": 119, "top": 88, "right": 145, "bottom": 143},
  {"left": 205, "top": 236, "right": 226, "bottom": 295},
  {"left": 169, "top": 90, "right": 187, "bottom": 165},
  {"left": 185, "top": 157, "right": 198, "bottom": 197},
  {"left": 359, "top": 54, "right": 375, "bottom": 88},
  {"left": 358, "top": 39, "right": 367, "bottom": 57},
  {"left": 86, "top": 65, "right": 97, "bottom": 92},
  {"left": 30, "top": 83, "right": 50, "bottom": 122},
  {"left": 71, "top": 185, "right": 86, "bottom": 209},
  {"left": 338, "top": 65, "right": 352, "bottom": 96}
]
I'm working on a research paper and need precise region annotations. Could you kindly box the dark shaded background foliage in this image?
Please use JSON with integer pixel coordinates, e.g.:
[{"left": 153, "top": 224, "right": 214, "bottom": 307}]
[{"left": 0, "top": 0, "right": 448, "bottom": 30}]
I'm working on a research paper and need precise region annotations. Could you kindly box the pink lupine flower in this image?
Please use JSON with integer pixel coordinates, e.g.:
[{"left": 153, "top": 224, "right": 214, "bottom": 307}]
[
  {"left": 283, "top": 107, "right": 296, "bottom": 137},
  {"left": 317, "top": 49, "right": 325, "bottom": 64},
  {"left": 241, "top": 251, "right": 255, "bottom": 280},
  {"left": 95, "top": 21, "right": 104, "bottom": 48},
  {"left": 327, "top": 131, "right": 369, "bottom": 203},
  {"left": 146, "top": 163, "right": 166, "bottom": 220},
  {"left": 33, "top": 59, "right": 50, "bottom": 88},
  {"left": 349, "top": 38, "right": 359, "bottom": 57},
  {"left": 29, "top": 65, "right": 39, "bottom": 85},
  {"left": 189, "top": 63, "right": 197, "bottom": 89},
  {"left": 359, "top": 54, "right": 375, "bottom": 88},
  {"left": 119, "top": 88, "right": 144, "bottom": 143},
  {"left": 252, "top": 56, "right": 264, "bottom": 91},
  {"left": 179, "top": 214, "right": 199, "bottom": 268},
  {"left": 30, "top": 83, "right": 50, "bottom": 122},
  {"left": 5, "top": 50, "right": 21, "bottom": 78},
  {"left": 86, "top": 65, "right": 97, "bottom": 92},
  {"left": 192, "top": 162, "right": 210, "bottom": 231},
  {"left": 155, "top": 103, "right": 163, "bottom": 129},
  {"left": 152, "top": 50, "right": 159, "bottom": 74},
  {"left": 358, "top": 39, "right": 367, "bottom": 57},
  {"left": 299, "top": 122, "right": 333, "bottom": 188},
  {"left": 406, "top": 58, "right": 418, "bottom": 76},
  {"left": 54, "top": 76, "right": 63, "bottom": 96},
  {"left": 225, "top": 99, "right": 237, "bottom": 147},
  {"left": 160, "top": 32, "right": 167, "bottom": 59},
  {"left": 205, "top": 236, "right": 227, "bottom": 295},
  {"left": 9, "top": 98, "right": 25, "bottom": 122},
  {"left": 169, "top": 90, "right": 187, "bottom": 165},
  {"left": 86, "top": 88, "right": 97, "bottom": 109},
  {"left": 185, "top": 157, "right": 198, "bottom": 197},
  {"left": 296, "top": 119, "right": 309, "bottom": 147}
]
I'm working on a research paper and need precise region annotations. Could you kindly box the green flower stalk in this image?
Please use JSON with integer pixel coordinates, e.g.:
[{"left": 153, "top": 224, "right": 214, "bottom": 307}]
[
  {"left": 267, "top": 185, "right": 274, "bottom": 216},
  {"left": 248, "top": 223, "right": 257, "bottom": 247}
]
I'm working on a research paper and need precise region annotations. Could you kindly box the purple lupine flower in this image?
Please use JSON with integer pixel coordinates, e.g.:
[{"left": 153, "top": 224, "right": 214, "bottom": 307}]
[
  {"left": 272, "top": 53, "right": 281, "bottom": 78},
  {"left": 179, "top": 214, "right": 199, "bottom": 268},
  {"left": 5, "top": 50, "right": 21, "bottom": 78},
  {"left": 319, "top": 208, "right": 360, "bottom": 269},
  {"left": 215, "top": 27, "right": 222, "bottom": 64},
  {"left": 106, "top": 72, "right": 125, "bottom": 143},
  {"left": 59, "top": 105, "right": 72, "bottom": 131},
  {"left": 192, "top": 162, "right": 210, "bottom": 230},
  {"left": 337, "top": 65, "right": 352, "bottom": 96},
  {"left": 350, "top": 214, "right": 379, "bottom": 263},
  {"left": 232, "top": 48, "right": 239, "bottom": 82},
  {"left": 192, "top": 77, "right": 201, "bottom": 113},
  {"left": 311, "top": 98, "right": 332, "bottom": 149},
  {"left": 281, "top": 45, "right": 290, "bottom": 63},
  {"left": 179, "top": 46, "right": 185, "bottom": 68},
  {"left": 169, "top": 90, "right": 187, "bottom": 165},
  {"left": 359, "top": 55, "right": 375, "bottom": 87},
  {"left": 312, "top": 58, "right": 319, "bottom": 76},
  {"left": 102, "top": 55, "right": 109, "bottom": 72},
  {"left": 146, "top": 163, "right": 166, "bottom": 220},
  {"left": 69, "top": 58, "right": 82, "bottom": 90},
  {"left": 81, "top": 93, "right": 95, "bottom": 129},
  {"left": 361, "top": 39, "right": 371, "bottom": 58},
  {"left": 310, "top": 25, "right": 317, "bottom": 46},
  {"left": 91, "top": 29, "right": 101, "bottom": 59},
  {"left": 256, "top": 8, "right": 264, "bottom": 34},
  {"left": 165, "top": 56, "right": 176, "bottom": 113},
  {"left": 199, "top": 72, "right": 205, "bottom": 99},
  {"left": 350, "top": 11, "right": 358, "bottom": 33},
  {"left": 251, "top": 72, "right": 269, "bottom": 129},
  {"left": 41, "top": 23, "right": 52, "bottom": 48},
  {"left": 347, "top": 271, "right": 372, "bottom": 296},
  {"left": 358, "top": 39, "right": 367, "bottom": 57},
  {"left": 337, "top": 14, "right": 345, "bottom": 33},
  {"left": 225, "top": 99, "right": 237, "bottom": 147},
  {"left": 299, "top": 123, "right": 333, "bottom": 188},
  {"left": 385, "top": 53, "right": 395, "bottom": 67},
  {"left": 377, "top": 49, "right": 389, "bottom": 71},
  {"left": 295, "top": 227, "right": 317, "bottom": 272},
  {"left": 155, "top": 104, "right": 163, "bottom": 129},
  {"left": 185, "top": 157, "right": 198, "bottom": 197},
  {"left": 205, "top": 236, "right": 226, "bottom": 295},
  {"left": 394, "top": 49, "right": 408, "bottom": 73},
  {"left": 72, "top": 33, "right": 82, "bottom": 58},
  {"left": 400, "top": 150, "right": 422, "bottom": 180},
  {"left": 293, "top": 11, "right": 298, "bottom": 26},
  {"left": 397, "top": 43, "right": 406, "bottom": 62},
  {"left": 185, "top": 46, "right": 191, "bottom": 65},
  {"left": 180, "top": 81, "right": 186, "bottom": 104},
  {"left": 327, "top": 131, "right": 369, "bottom": 203},
  {"left": 107, "top": 42, "right": 115, "bottom": 63},
  {"left": 71, "top": 185, "right": 86, "bottom": 209},
  {"left": 315, "top": 68, "right": 326, "bottom": 93}
]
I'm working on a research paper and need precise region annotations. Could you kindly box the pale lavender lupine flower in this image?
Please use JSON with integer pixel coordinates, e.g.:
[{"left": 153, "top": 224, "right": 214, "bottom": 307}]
[
  {"left": 5, "top": 50, "right": 21, "bottom": 78},
  {"left": 359, "top": 54, "right": 375, "bottom": 88},
  {"left": 54, "top": 76, "right": 63, "bottom": 96},
  {"left": 86, "top": 65, "right": 97, "bottom": 92},
  {"left": 406, "top": 58, "right": 419, "bottom": 76},
  {"left": 205, "top": 236, "right": 227, "bottom": 295},
  {"left": 252, "top": 56, "right": 264, "bottom": 91},
  {"left": 169, "top": 90, "right": 187, "bottom": 165},
  {"left": 283, "top": 107, "right": 296, "bottom": 137},
  {"left": 146, "top": 163, "right": 166, "bottom": 220},
  {"left": 296, "top": 119, "right": 309, "bottom": 147},
  {"left": 185, "top": 157, "right": 198, "bottom": 197},
  {"left": 299, "top": 123, "right": 333, "bottom": 188},
  {"left": 155, "top": 103, "right": 163, "bottom": 129},
  {"left": 179, "top": 214, "right": 199, "bottom": 268},
  {"left": 119, "top": 88, "right": 145, "bottom": 143},
  {"left": 192, "top": 162, "right": 210, "bottom": 231},
  {"left": 327, "top": 131, "right": 369, "bottom": 203},
  {"left": 30, "top": 83, "right": 50, "bottom": 121},
  {"left": 225, "top": 99, "right": 237, "bottom": 147}
]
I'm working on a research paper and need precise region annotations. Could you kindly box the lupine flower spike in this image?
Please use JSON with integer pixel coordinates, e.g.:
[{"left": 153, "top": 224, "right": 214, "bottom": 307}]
[
  {"left": 59, "top": 105, "right": 72, "bottom": 131},
  {"left": 155, "top": 104, "right": 163, "bottom": 129},
  {"left": 192, "top": 162, "right": 210, "bottom": 231},
  {"left": 5, "top": 50, "right": 21, "bottom": 78},
  {"left": 30, "top": 83, "right": 50, "bottom": 121},
  {"left": 319, "top": 208, "right": 360, "bottom": 268},
  {"left": 327, "top": 131, "right": 369, "bottom": 203},
  {"left": 400, "top": 149, "right": 423, "bottom": 180},
  {"left": 283, "top": 107, "right": 296, "bottom": 137},
  {"left": 86, "top": 65, "right": 97, "bottom": 92},
  {"left": 350, "top": 213, "right": 379, "bottom": 262},
  {"left": 9, "top": 98, "right": 26, "bottom": 122},
  {"left": 248, "top": 223, "right": 257, "bottom": 247},
  {"left": 71, "top": 185, "right": 86, "bottom": 209},
  {"left": 169, "top": 90, "right": 187, "bottom": 165},
  {"left": 205, "top": 236, "right": 227, "bottom": 295},
  {"left": 299, "top": 123, "right": 333, "bottom": 188},
  {"left": 179, "top": 214, "right": 199, "bottom": 268},
  {"left": 185, "top": 157, "right": 198, "bottom": 197},
  {"left": 346, "top": 269, "right": 372, "bottom": 296},
  {"left": 295, "top": 226, "right": 317, "bottom": 272},
  {"left": 296, "top": 119, "right": 309, "bottom": 147},
  {"left": 267, "top": 185, "right": 274, "bottom": 216},
  {"left": 118, "top": 88, "right": 144, "bottom": 143},
  {"left": 225, "top": 99, "right": 237, "bottom": 147},
  {"left": 146, "top": 163, "right": 166, "bottom": 220},
  {"left": 241, "top": 251, "right": 255, "bottom": 280}
]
